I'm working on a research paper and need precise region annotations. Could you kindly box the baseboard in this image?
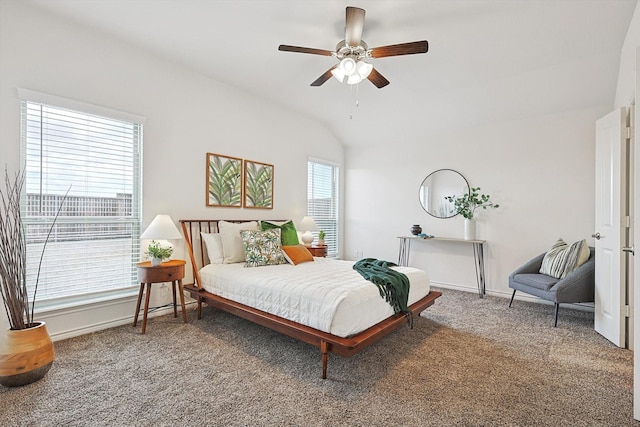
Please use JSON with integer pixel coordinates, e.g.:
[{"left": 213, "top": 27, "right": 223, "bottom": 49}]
[
  {"left": 46, "top": 300, "right": 197, "bottom": 342},
  {"left": 50, "top": 306, "right": 159, "bottom": 341},
  {"left": 431, "top": 281, "right": 595, "bottom": 313}
]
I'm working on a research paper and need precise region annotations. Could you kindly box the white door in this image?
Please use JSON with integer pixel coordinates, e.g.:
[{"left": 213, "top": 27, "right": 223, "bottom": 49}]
[{"left": 594, "top": 107, "right": 627, "bottom": 347}]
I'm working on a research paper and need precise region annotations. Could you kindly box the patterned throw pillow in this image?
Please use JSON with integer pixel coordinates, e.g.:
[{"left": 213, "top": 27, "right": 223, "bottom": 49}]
[
  {"left": 240, "top": 229, "right": 288, "bottom": 268},
  {"left": 539, "top": 238, "right": 590, "bottom": 279}
]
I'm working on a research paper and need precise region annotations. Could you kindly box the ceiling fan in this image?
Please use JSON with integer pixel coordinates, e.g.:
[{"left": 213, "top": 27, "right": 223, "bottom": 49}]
[{"left": 278, "top": 6, "right": 428, "bottom": 89}]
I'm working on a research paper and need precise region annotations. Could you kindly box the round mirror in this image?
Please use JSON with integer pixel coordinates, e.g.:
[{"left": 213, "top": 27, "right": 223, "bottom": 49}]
[{"left": 419, "top": 169, "right": 470, "bottom": 218}]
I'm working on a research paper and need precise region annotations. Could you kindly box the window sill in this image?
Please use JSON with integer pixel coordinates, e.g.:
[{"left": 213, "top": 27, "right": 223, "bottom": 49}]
[{"left": 34, "top": 287, "right": 139, "bottom": 315}]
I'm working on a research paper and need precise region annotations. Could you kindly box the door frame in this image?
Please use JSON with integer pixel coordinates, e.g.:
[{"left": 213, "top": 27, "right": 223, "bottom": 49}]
[{"left": 633, "top": 47, "right": 639, "bottom": 422}]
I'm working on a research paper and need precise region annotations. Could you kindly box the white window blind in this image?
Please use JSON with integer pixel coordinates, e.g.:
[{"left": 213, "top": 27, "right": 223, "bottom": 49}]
[
  {"left": 307, "top": 160, "right": 339, "bottom": 258},
  {"left": 20, "top": 99, "right": 142, "bottom": 305}
]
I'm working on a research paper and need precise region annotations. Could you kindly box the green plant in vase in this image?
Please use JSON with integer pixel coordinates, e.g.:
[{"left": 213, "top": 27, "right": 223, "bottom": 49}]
[
  {"left": 445, "top": 187, "right": 499, "bottom": 220},
  {"left": 145, "top": 240, "right": 174, "bottom": 266},
  {"left": 318, "top": 230, "right": 326, "bottom": 246},
  {"left": 445, "top": 187, "right": 499, "bottom": 240}
]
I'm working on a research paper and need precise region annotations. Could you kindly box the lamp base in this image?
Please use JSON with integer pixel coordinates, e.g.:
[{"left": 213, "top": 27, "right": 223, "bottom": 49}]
[{"left": 301, "top": 231, "right": 314, "bottom": 247}]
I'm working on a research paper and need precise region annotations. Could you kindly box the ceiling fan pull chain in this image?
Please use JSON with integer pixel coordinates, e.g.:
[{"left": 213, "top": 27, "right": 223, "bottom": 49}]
[{"left": 355, "top": 83, "right": 360, "bottom": 107}]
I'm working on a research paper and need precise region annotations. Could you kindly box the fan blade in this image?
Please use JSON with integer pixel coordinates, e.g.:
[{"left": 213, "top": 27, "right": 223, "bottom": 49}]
[
  {"left": 311, "top": 67, "right": 337, "bottom": 87},
  {"left": 278, "top": 45, "right": 334, "bottom": 56},
  {"left": 367, "top": 68, "right": 390, "bottom": 89},
  {"left": 345, "top": 7, "right": 365, "bottom": 47},
  {"left": 369, "top": 41, "right": 429, "bottom": 58}
]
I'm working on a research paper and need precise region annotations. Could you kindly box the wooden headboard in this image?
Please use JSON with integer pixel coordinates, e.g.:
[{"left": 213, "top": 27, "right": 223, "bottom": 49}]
[{"left": 179, "top": 219, "right": 286, "bottom": 289}]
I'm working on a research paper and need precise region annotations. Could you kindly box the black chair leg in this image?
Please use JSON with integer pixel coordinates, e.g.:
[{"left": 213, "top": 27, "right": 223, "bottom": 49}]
[
  {"left": 554, "top": 303, "right": 559, "bottom": 327},
  {"left": 509, "top": 289, "right": 516, "bottom": 307}
]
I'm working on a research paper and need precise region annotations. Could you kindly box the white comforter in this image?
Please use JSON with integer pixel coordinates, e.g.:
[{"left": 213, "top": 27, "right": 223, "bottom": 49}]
[{"left": 199, "top": 258, "right": 430, "bottom": 337}]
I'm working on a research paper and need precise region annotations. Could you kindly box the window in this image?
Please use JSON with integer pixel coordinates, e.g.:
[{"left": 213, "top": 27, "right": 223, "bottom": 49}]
[
  {"left": 20, "top": 92, "right": 143, "bottom": 306},
  {"left": 307, "top": 159, "right": 339, "bottom": 258}
]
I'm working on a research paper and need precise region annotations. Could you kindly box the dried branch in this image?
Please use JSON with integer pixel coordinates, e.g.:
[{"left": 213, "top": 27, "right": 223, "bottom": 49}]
[{"left": 0, "top": 168, "right": 68, "bottom": 329}]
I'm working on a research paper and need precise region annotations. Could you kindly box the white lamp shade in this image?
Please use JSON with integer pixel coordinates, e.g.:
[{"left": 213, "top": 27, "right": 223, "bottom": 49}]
[
  {"left": 140, "top": 215, "right": 182, "bottom": 240},
  {"left": 357, "top": 61, "right": 373, "bottom": 79},
  {"left": 331, "top": 67, "right": 346, "bottom": 83},
  {"left": 333, "top": 59, "right": 372, "bottom": 85},
  {"left": 299, "top": 216, "right": 318, "bottom": 232},
  {"left": 339, "top": 57, "right": 357, "bottom": 76},
  {"left": 346, "top": 73, "right": 363, "bottom": 85}
]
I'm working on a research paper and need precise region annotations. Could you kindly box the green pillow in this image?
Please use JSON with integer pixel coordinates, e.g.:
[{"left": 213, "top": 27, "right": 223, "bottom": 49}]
[{"left": 261, "top": 220, "right": 299, "bottom": 246}]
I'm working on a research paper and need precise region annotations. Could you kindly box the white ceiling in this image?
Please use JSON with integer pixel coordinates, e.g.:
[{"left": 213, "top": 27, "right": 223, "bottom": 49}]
[{"left": 25, "top": 0, "right": 637, "bottom": 147}]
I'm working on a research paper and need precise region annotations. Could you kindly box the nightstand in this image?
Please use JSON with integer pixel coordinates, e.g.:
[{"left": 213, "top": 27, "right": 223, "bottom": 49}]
[
  {"left": 134, "top": 259, "right": 187, "bottom": 334},
  {"left": 307, "top": 245, "right": 327, "bottom": 257}
]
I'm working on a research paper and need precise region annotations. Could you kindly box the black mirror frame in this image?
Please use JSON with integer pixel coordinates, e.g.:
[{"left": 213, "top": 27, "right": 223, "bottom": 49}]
[{"left": 419, "top": 169, "right": 470, "bottom": 219}]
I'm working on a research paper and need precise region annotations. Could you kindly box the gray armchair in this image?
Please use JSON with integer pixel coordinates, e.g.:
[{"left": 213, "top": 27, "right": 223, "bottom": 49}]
[{"left": 508, "top": 247, "right": 595, "bottom": 327}]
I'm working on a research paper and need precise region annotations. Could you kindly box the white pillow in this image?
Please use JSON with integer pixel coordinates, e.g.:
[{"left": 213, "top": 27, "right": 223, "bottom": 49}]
[
  {"left": 539, "top": 238, "right": 590, "bottom": 279},
  {"left": 218, "top": 220, "right": 259, "bottom": 263},
  {"left": 200, "top": 232, "right": 224, "bottom": 264}
]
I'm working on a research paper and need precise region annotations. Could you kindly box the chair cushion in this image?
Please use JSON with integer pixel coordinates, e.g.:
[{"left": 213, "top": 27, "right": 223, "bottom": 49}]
[
  {"left": 539, "top": 238, "right": 590, "bottom": 279},
  {"left": 512, "top": 273, "right": 559, "bottom": 291}
]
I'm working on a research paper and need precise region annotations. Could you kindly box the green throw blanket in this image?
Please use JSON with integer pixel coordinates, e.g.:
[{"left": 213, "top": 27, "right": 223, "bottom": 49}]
[{"left": 353, "top": 258, "right": 413, "bottom": 328}]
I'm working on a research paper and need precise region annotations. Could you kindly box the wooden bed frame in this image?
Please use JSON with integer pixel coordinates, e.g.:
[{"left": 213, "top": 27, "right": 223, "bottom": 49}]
[{"left": 180, "top": 219, "right": 441, "bottom": 379}]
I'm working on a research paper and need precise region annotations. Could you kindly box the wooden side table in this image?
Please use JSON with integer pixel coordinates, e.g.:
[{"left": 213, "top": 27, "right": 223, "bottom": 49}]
[
  {"left": 134, "top": 259, "right": 187, "bottom": 334},
  {"left": 307, "top": 245, "right": 327, "bottom": 257}
]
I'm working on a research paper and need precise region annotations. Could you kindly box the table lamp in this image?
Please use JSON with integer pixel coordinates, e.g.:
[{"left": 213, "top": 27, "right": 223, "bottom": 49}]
[
  {"left": 299, "top": 216, "right": 318, "bottom": 246},
  {"left": 140, "top": 214, "right": 183, "bottom": 265}
]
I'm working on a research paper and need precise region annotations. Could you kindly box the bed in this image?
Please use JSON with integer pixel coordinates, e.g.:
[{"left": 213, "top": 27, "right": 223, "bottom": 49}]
[{"left": 180, "top": 219, "right": 441, "bottom": 379}]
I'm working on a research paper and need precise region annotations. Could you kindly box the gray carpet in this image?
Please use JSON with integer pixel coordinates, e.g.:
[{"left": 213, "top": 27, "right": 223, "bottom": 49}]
[{"left": 1, "top": 288, "right": 637, "bottom": 426}]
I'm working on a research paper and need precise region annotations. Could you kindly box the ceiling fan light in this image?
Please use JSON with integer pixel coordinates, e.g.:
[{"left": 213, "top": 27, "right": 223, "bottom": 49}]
[
  {"left": 356, "top": 61, "right": 373, "bottom": 79},
  {"left": 346, "top": 73, "right": 363, "bottom": 85},
  {"left": 331, "top": 67, "right": 345, "bottom": 83},
  {"left": 339, "top": 57, "right": 357, "bottom": 76}
]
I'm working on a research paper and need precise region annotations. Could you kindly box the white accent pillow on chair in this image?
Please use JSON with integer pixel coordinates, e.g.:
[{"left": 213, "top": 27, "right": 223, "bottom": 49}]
[{"left": 539, "top": 238, "right": 590, "bottom": 279}]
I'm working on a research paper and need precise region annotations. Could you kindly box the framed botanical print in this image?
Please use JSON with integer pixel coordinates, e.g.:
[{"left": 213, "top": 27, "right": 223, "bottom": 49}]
[
  {"left": 243, "top": 159, "right": 273, "bottom": 209},
  {"left": 206, "top": 153, "right": 243, "bottom": 207}
]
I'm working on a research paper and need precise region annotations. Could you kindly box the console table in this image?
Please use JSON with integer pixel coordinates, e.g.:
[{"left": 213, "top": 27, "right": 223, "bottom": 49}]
[{"left": 397, "top": 236, "right": 487, "bottom": 298}]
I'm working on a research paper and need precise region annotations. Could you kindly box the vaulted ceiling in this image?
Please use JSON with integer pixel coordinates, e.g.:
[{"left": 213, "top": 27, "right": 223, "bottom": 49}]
[{"left": 25, "top": 0, "right": 637, "bottom": 147}]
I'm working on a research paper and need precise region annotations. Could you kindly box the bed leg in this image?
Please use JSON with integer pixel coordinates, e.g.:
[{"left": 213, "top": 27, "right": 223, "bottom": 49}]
[{"left": 320, "top": 340, "right": 328, "bottom": 379}]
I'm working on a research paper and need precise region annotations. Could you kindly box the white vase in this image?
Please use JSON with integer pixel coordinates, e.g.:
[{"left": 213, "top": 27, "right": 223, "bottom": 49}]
[
  {"left": 464, "top": 218, "right": 476, "bottom": 240},
  {"left": 151, "top": 257, "right": 162, "bottom": 266}
]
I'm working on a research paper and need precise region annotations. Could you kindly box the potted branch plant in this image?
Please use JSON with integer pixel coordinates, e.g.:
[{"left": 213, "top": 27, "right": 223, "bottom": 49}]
[
  {"left": 145, "top": 240, "right": 173, "bottom": 266},
  {"left": 445, "top": 187, "right": 499, "bottom": 240},
  {"left": 318, "top": 230, "right": 326, "bottom": 246},
  {"left": 0, "top": 169, "right": 67, "bottom": 387}
]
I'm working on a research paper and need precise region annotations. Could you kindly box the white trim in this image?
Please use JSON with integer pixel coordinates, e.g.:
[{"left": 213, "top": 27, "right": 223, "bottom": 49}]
[
  {"left": 17, "top": 87, "right": 146, "bottom": 125},
  {"left": 49, "top": 306, "right": 172, "bottom": 341},
  {"left": 42, "top": 296, "right": 197, "bottom": 341},
  {"left": 308, "top": 156, "right": 340, "bottom": 168},
  {"left": 431, "top": 280, "right": 595, "bottom": 313},
  {"left": 35, "top": 288, "right": 139, "bottom": 313}
]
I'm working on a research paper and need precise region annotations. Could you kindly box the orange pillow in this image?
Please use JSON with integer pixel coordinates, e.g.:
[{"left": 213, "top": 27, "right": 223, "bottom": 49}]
[{"left": 282, "top": 245, "right": 314, "bottom": 265}]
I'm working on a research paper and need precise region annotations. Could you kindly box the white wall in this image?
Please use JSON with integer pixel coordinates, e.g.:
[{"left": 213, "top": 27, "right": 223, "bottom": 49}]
[
  {"left": 344, "top": 104, "right": 606, "bottom": 297},
  {"left": 343, "top": 2, "right": 640, "bottom": 300},
  {"left": 0, "top": 1, "right": 343, "bottom": 337},
  {"left": 615, "top": 2, "right": 640, "bottom": 109}
]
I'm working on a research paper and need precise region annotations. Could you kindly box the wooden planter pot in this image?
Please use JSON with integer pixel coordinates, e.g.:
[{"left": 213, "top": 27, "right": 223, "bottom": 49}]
[{"left": 0, "top": 321, "right": 54, "bottom": 387}]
